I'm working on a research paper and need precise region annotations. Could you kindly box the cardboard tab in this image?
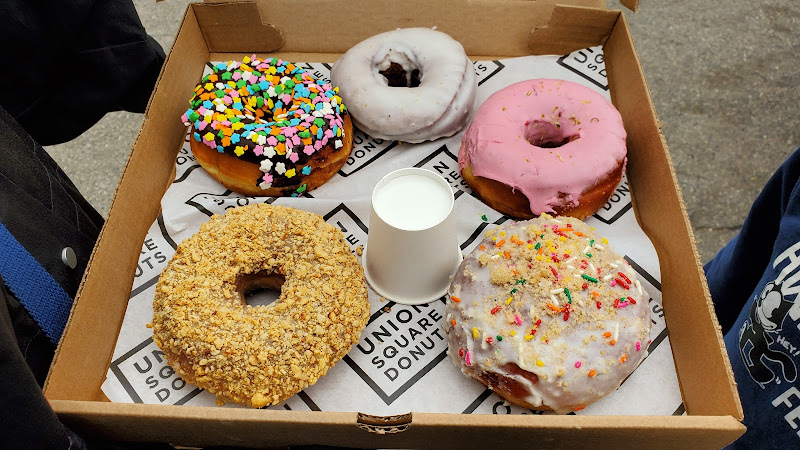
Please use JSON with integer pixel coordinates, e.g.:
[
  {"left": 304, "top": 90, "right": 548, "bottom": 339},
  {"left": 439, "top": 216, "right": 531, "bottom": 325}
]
[
  {"left": 194, "top": 1, "right": 283, "bottom": 53},
  {"left": 356, "top": 412, "right": 412, "bottom": 434},
  {"left": 528, "top": 5, "right": 621, "bottom": 55}
]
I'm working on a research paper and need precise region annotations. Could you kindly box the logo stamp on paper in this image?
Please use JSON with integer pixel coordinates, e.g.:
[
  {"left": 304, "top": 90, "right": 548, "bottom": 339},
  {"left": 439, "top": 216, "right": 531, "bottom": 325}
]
[
  {"left": 592, "top": 176, "right": 632, "bottom": 225},
  {"left": 109, "top": 338, "right": 202, "bottom": 405},
  {"left": 173, "top": 143, "right": 202, "bottom": 184},
  {"left": 296, "top": 62, "right": 332, "bottom": 82},
  {"left": 557, "top": 47, "right": 608, "bottom": 90},
  {"left": 623, "top": 256, "right": 665, "bottom": 329},
  {"left": 132, "top": 233, "right": 170, "bottom": 289},
  {"left": 185, "top": 190, "right": 275, "bottom": 217},
  {"left": 343, "top": 301, "right": 449, "bottom": 405},
  {"left": 339, "top": 130, "right": 399, "bottom": 177},
  {"left": 624, "top": 256, "right": 671, "bottom": 366},
  {"left": 322, "top": 203, "right": 368, "bottom": 256},
  {"left": 110, "top": 337, "right": 323, "bottom": 411},
  {"left": 473, "top": 60, "right": 506, "bottom": 86},
  {"left": 414, "top": 144, "right": 472, "bottom": 198}
]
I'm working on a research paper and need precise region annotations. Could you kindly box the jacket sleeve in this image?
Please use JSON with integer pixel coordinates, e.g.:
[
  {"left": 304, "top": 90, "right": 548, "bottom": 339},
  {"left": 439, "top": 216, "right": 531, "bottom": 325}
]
[{"left": 0, "top": 0, "right": 165, "bottom": 145}]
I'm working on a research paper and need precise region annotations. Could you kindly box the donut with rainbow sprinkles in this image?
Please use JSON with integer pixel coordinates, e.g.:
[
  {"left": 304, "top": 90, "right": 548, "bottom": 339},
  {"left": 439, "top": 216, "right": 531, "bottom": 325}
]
[{"left": 182, "top": 56, "right": 353, "bottom": 197}]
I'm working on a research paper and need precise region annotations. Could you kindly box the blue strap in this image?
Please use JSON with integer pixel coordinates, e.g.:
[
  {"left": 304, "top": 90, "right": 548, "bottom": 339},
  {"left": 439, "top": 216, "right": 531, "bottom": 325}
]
[{"left": 0, "top": 222, "right": 73, "bottom": 345}]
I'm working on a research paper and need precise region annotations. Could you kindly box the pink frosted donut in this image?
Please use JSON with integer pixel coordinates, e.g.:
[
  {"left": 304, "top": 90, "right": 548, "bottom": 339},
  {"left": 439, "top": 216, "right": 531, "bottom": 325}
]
[{"left": 459, "top": 79, "right": 627, "bottom": 219}]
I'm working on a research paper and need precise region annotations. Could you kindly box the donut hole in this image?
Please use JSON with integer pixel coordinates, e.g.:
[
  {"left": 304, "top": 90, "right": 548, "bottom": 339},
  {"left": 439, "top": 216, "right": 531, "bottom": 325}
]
[
  {"left": 237, "top": 271, "right": 285, "bottom": 307},
  {"left": 375, "top": 51, "right": 422, "bottom": 88},
  {"left": 524, "top": 120, "right": 579, "bottom": 148}
]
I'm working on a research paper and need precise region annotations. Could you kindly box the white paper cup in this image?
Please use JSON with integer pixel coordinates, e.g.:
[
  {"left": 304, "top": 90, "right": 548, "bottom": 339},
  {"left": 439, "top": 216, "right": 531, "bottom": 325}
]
[{"left": 362, "top": 168, "right": 462, "bottom": 305}]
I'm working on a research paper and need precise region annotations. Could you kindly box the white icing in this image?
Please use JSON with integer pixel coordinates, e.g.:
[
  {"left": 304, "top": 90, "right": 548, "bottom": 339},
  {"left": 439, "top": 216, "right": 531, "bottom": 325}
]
[{"left": 330, "top": 28, "right": 478, "bottom": 143}]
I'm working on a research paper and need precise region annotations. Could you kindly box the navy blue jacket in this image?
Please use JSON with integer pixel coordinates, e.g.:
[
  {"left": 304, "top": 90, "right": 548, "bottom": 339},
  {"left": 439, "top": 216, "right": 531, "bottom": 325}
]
[{"left": 705, "top": 147, "right": 800, "bottom": 448}]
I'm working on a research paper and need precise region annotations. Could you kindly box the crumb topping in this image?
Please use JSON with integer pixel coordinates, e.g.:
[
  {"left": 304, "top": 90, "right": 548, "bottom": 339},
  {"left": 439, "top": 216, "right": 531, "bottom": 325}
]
[{"left": 152, "top": 204, "right": 370, "bottom": 408}]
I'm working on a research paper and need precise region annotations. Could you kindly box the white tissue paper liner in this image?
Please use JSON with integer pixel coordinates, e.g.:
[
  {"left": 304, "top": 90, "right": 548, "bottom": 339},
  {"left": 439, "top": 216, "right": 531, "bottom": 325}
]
[{"left": 102, "top": 47, "right": 683, "bottom": 416}]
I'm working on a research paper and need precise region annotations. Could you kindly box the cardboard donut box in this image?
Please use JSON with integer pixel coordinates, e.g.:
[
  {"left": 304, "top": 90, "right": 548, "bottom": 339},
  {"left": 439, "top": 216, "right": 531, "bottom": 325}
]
[{"left": 44, "top": 0, "right": 746, "bottom": 447}]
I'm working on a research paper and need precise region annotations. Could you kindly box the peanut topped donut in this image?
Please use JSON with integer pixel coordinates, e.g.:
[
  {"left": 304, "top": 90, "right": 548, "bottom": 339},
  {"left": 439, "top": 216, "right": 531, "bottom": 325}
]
[
  {"left": 152, "top": 204, "right": 370, "bottom": 408},
  {"left": 444, "top": 215, "right": 650, "bottom": 413},
  {"left": 330, "top": 28, "right": 478, "bottom": 143},
  {"left": 182, "top": 56, "right": 353, "bottom": 197},
  {"left": 460, "top": 79, "right": 627, "bottom": 219}
]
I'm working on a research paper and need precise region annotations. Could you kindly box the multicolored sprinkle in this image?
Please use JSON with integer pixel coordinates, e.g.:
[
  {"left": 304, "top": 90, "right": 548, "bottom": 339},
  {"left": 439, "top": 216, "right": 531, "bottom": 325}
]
[{"left": 182, "top": 55, "right": 348, "bottom": 193}]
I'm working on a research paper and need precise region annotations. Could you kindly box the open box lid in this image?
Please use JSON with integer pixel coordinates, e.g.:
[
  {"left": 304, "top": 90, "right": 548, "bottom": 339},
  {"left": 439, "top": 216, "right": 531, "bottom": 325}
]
[{"left": 167, "top": 0, "right": 641, "bottom": 55}]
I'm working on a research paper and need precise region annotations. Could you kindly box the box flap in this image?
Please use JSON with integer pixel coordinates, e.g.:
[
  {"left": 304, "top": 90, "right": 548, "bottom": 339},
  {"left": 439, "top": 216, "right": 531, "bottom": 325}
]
[
  {"left": 528, "top": 4, "right": 620, "bottom": 55},
  {"left": 194, "top": 0, "right": 607, "bottom": 55},
  {"left": 620, "top": 0, "right": 639, "bottom": 11},
  {"left": 52, "top": 400, "right": 745, "bottom": 448},
  {"left": 193, "top": 1, "right": 283, "bottom": 53}
]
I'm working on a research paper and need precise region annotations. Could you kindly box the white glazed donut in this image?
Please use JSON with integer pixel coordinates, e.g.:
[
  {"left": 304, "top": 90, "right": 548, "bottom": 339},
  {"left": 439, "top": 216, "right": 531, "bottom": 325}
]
[
  {"left": 444, "top": 215, "right": 651, "bottom": 413},
  {"left": 330, "top": 28, "right": 478, "bottom": 143}
]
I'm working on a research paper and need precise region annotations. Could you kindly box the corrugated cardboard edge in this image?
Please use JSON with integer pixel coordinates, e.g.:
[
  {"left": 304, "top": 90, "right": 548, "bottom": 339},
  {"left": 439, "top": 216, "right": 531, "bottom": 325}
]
[
  {"left": 604, "top": 12, "right": 744, "bottom": 422},
  {"left": 44, "top": 2, "right": 210, "bottom": 399}
]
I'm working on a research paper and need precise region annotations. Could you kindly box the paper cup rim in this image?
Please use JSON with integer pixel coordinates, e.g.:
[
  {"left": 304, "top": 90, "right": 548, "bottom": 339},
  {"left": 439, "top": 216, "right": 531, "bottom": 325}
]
[{"left": 370, "top": 167, "right": 455, "bottom": 232}]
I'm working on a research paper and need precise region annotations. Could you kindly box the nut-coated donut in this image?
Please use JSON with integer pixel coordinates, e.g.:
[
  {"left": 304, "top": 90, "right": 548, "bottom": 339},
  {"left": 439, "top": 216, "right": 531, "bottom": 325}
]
[{"left": 152, "top": 204, "right": 370, "bottom": 408}]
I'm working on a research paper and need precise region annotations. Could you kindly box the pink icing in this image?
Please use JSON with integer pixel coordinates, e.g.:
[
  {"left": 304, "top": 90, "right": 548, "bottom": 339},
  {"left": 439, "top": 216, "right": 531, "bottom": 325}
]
[{"left": 459, "top": 79, "right": 627, "bottom": 215}]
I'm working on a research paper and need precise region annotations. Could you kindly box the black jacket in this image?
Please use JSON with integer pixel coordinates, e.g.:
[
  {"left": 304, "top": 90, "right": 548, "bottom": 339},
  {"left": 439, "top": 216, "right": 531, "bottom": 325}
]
[
  {"left": 0, "top": 0, "right": 164, "bottom": 447},
  {"left": 0, "top": 0, "right": 165, "bottom": 145}
]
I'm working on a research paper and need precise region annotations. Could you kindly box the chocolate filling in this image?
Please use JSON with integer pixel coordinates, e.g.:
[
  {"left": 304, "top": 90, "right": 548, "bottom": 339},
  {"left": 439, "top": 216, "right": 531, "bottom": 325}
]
[
  {"left": 380, "top": 62, "right": 422, "bottom": 88},
  {"left": 481, "top": 362, "right": 540, "bottom": 401}
]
